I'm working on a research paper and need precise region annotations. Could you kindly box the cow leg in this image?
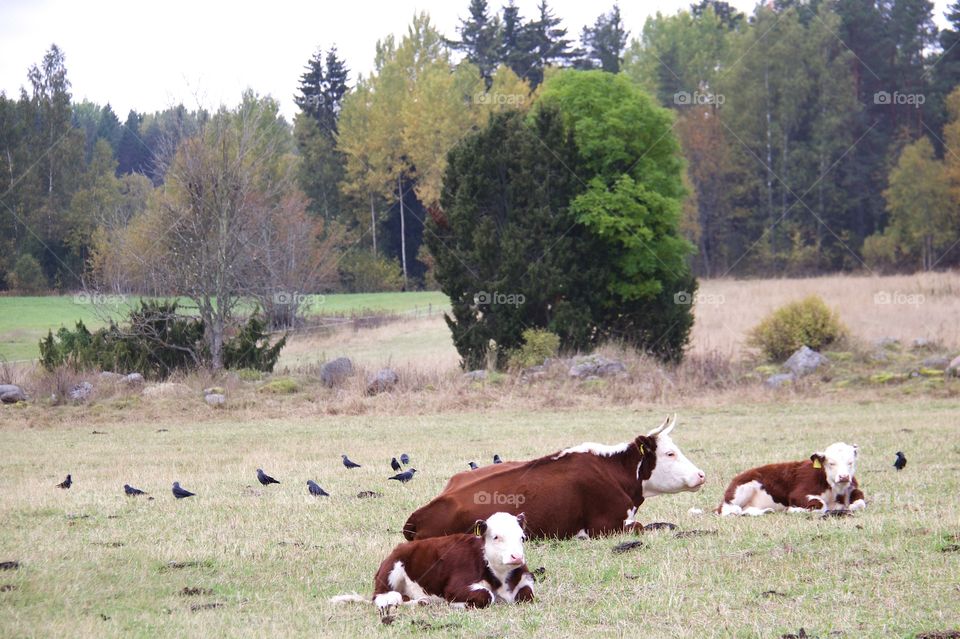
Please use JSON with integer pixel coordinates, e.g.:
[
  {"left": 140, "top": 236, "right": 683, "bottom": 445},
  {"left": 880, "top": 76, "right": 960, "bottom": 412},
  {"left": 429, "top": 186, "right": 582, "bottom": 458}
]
[
  {"left": 787, "top": 495, "right": 826, "bottom": 512},
  {"left": 447, "top": 581, "right": 495, "bottom": 608},
  {"left": 513, "top": 585, "right": 534, "bottom": 603},
  {"left": 848, "top": 488, "right": 866, "bottom": 511}
]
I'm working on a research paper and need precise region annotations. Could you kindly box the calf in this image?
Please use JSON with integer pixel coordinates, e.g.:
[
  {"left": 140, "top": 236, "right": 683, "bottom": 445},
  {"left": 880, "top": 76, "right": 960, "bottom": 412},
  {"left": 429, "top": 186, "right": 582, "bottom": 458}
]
[
  {"left": 332, "top": 512, "right": 534, "bottom": 620},
  {"left": 718, "top": 442, "right": 866, "bottom": 516}
]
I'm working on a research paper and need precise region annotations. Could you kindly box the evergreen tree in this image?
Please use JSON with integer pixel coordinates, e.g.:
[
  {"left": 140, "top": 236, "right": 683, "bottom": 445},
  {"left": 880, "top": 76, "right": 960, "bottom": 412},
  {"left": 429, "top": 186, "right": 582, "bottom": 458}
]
[
  {"left": 577, "top": 4, "right": 629, "bottom": 72},
  {"left": 450, "top": 0, "right": 502, "bottom": 87},
  {"left": 116, "top": 109, "right": 149, "bottom": 176}
]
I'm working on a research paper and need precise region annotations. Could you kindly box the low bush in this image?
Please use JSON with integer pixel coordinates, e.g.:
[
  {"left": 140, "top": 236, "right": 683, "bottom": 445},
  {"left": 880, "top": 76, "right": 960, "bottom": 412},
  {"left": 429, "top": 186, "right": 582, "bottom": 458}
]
[
  {"left": 507, "top": 329, "right": 561, "bottom": 369},
  {"left": 747, "top": 295, "right": 847, "bottom": 361}
]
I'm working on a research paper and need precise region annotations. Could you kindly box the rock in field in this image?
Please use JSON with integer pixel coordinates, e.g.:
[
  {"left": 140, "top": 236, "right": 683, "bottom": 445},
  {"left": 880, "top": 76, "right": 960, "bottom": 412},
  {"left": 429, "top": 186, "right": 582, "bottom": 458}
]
[
  {"left": 783, "top": 346, "right": 827, "bottom": 377},
  {"left": 320, "top": 357, "right": 354, "bottom": 387},
  {"left": 463, "top": 370, "right": 487, "bottom": 381},
  {"left": 69, "top": 381, "right": 94, "bottom": 402},
  {"left": 366, "top": 368, "right": 398, "bottom": 395},
  {"left": 0, "top": 384, "right": 27, "bottom": 403},
  {"left": 568, "top": 355, "right": 626, "bottom": 379},
  {"left": 921, "top": 355, "right": 951, "bottom": 370},
  {"left": 764, "top": 373, "right": 796, "bottom": 389},
  {"left": 204, "top": 393, "right": 226, "bottom": 407}
]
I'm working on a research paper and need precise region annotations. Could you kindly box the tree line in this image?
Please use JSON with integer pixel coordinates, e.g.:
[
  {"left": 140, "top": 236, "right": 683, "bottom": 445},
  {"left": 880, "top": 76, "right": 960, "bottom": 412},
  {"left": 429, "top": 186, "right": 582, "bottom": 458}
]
[{"left": 2, "top": 0, "right": 960, "bottom": 300}]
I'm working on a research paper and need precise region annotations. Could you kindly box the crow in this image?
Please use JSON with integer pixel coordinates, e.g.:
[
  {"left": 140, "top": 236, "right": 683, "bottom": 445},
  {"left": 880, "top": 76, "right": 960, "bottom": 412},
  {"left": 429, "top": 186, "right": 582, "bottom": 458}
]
[
  {"left": 391, "top": 457, "right": 401, "bottom": 472},
  {"left": 468, "top": 461, "right": 479, "bottom": 470},
  {"left": 307, "top": 480, "right": 329, "bottom": 496},
  {"left": 893, "top": 451, "right": 907, "bottom": 471},
  {"left": 388, "top": 468, "right": 417, "bottom": 483},
  {"left": 342, "top": 455, "right": 362, "bottom": 469},
  {"left": 493, "top": 454, "right": 502, "bottom": 464},
  {"left": 257, "top": 468, "right": 280, "bottom": 486},
  {"left": 400, "top": 453, "right": 410, "bottom": 466},
  {"left": 56, "top": 474, "right": 72, "bottom": 489},
  {"left": 124, "top": 484, "right": 147, "bottom": 496},
  {"left": 172, "top": 482, "right": 196, "bottom": 499}
]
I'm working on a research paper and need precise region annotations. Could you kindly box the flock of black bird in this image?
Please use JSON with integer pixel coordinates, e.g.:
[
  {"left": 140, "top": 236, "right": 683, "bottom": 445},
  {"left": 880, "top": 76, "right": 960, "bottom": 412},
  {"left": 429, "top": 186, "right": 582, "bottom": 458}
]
[{"left": 53, "top": 453, "right": 510, "bottom": 499}]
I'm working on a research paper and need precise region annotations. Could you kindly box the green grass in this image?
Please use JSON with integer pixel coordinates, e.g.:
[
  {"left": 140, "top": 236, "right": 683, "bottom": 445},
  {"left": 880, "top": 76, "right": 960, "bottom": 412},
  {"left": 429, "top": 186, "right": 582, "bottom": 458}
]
[
  {"left": 0, "top": 399, "right": 957, "bottom": 637},
  {"left": 0, "top": 292, "right": 449, "bottom": 363}
]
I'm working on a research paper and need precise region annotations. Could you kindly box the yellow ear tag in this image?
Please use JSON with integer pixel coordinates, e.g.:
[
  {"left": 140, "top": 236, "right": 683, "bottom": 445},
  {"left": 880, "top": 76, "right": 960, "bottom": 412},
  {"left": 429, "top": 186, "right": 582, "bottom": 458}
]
[
  {"left": 639, "top": 444, "right": 645, "bottom": 455},
  {"left": 474, "top": 524, "right": 482, "bottom": 536},
  {"left": 812, "top": 460, "right": 822, "bottom": 469}
]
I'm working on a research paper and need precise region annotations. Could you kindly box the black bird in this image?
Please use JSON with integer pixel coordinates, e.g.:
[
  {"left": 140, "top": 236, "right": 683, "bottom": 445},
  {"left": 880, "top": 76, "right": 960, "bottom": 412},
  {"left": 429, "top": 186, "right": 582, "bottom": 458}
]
[
  {"left": 400, "top": 453, "right": 410, "bottom": 466},
  {"left": 56, "top": 474, "right": 72, "bottom": 489},
  {"left": 342, "top": 454, "right": 362, "bottom": 469},
  {"left": 894, "top": 451, "right": 907, "bottom": 471},
  {"left": 172, "top": 481, "right": 196, "bottom": 499},
  {"left": 391, "top": 457, "right": 402, "bottom": 472},
  {"left": 307, "top": 480, "right": 329, "bottom": 496},
  {"left": 493, "top": 454, "right": 502, "bottom": 464},
  {"left": 388, "top": 468, "right": 417, "bottom": 483},
  {"left": 468, "top": 462, "right": 479, "bottom": 470},
  {"left": 124, "top": 484, "right": 147, "bottom": 496},
  {"left": 257, "top": 468, "right": 280, "bottom": 486}
]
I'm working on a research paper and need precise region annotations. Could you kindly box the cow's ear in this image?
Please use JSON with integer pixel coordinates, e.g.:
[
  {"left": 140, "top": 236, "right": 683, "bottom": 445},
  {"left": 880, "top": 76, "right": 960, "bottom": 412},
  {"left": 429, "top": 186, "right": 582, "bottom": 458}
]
[
  {"left": 851, "top": 444, "right": 859, "bottom": 458},
  {"left": 472, "top": 520, "right": 487, "bottom": 537},
  {"left": 516, "top": 512, "right": 526, "bottom": 529},
  {"left": 810, "top": 453, "right": 825, "bottom": 469}
]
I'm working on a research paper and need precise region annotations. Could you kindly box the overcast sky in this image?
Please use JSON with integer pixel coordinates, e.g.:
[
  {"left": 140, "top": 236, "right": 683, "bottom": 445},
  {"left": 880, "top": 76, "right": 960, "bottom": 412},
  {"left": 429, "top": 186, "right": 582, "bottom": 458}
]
[{"left": 0, "top": 0, "right": 952, "bottom": 121}]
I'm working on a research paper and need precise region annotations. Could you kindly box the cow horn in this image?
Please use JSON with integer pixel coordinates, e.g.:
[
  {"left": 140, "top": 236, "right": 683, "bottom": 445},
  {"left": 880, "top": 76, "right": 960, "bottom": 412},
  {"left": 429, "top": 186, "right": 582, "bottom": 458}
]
[
  {"left": 663, "top": 413, "right": 677, "bottom": 436},
  {"left": 646, "top": 414, "right": 671, "bottom": 437}
]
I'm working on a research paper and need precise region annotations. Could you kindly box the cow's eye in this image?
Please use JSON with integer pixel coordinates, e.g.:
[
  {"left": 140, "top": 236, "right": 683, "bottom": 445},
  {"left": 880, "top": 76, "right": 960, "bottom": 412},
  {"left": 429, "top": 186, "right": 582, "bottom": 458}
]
[
  {"left": 493, "top": 535, "right": 500, "bottom": 541},
  {"left": 666, "top": 451, "right": 676, "bottom": 457}
]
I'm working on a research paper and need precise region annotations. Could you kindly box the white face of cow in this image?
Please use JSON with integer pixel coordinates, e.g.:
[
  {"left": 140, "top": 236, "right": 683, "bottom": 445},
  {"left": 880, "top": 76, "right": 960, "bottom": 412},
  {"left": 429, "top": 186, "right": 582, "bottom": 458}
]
[
  {"left": 640, "top": 417, "right": 706, "bottom": 497},
  {"left": 813, "top": 442, "right": 858, "bottom": 491},
  {"left": 477, "top": 512, "right": 526, "bottom": 575}
]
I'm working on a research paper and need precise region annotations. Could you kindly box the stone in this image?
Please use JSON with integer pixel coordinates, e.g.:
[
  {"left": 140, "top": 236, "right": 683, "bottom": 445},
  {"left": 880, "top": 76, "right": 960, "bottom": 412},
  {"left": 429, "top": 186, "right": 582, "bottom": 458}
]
[
  {"left": 568, "top": 355, "right": 626, "bottom": 379},
  {"left": 98, "top": 371, "right": 123, "bottom": 381},
  {"left": 366, "top": 368, "right": 398, "bottom": 395},
  {"left": 911, "top": 337, "right": 931, "bottom": 349},
  {"left": 783, "top": 346, "right": 827, "bottom": 377},
  {"left": 0, "top": 384, "right": 27, "bottom": 403},
  {"left": 947, "top": 355, "right": 960, "bottom": 377},
  {"left": 874, "top": 337, "right": 900, "bottom": 350},
  {"left": 124, "top": 373, "right": 144, "bottom": 385},
  {"left": 320, "top": 357, "right": 354, "bottom": 387},
  {"left": 921, "top": 355, "right": 951, "bottom": 370},
  {"left": 764, "top": 373, "right": 796, "bottom": 389},
  {"left": 68, "top": 381, "right": 94, "bottom": 402},
  {"left": 204, "top": 393, "right": 226, "bottom": 407},
  {"left": 462, "top": 370, "right": 487, "bottom": 381}
]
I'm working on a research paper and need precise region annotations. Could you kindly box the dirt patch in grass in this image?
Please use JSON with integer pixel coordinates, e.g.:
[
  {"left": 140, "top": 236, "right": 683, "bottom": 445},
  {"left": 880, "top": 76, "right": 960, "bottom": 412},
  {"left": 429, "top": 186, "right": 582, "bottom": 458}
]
[
  {"left": 0, "top": 584, "right": 17, "bottom": 591},
  {"left": 612, "top": 541, "right": 645, "bottom": 554},
  {"left": 179, "top": 587, "right": 213, "bottom": 597},
  {"left": 0, "top": 561, "right": 19, "bottom": 570},
  {"left": 189, "top": 602, "right": 223, "bottom": 612}
]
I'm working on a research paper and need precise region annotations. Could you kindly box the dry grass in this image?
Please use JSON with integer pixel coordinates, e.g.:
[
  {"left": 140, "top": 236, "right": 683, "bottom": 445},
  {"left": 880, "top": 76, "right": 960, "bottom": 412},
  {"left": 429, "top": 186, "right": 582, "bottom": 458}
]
[
  {"left": 0, "top": 401, "right": 957, "bottom": 638},
  {"left": 690, "top": 272, "right": 960, "bottom": 357}
]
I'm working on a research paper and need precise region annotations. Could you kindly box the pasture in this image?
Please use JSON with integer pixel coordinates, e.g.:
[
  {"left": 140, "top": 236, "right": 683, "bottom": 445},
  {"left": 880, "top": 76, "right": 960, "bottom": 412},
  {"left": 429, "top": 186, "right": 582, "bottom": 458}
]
[{"left": 1, "top": 399, "right": 957, "bottom": 638}]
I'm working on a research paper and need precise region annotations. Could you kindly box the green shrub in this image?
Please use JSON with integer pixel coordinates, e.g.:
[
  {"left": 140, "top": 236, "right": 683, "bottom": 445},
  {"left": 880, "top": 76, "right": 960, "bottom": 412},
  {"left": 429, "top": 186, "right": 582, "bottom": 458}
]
[
  {"left": 8, "top": 254, "right": 48, "bottom": 292},
  {"left": 747, "top": 295, "right": 847, "bottom": 361},
  {"left": 38, "top": 301, "right": 285, "bottom": 379},
  {"left": 339, "top": 253, "right": 404, "bottom": 292},
  {"left": 507, "top": 328, "right": 561, "bottom": 369}
]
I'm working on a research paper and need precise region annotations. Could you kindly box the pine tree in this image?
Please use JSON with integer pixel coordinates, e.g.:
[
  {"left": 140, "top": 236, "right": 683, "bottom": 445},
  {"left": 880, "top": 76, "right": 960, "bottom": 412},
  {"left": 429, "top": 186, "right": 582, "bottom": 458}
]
[
  {"left": 450, "top": 0, "right": 502, "bottom": 87},
  {"left": 116, "top": 109, "right": 149, "bottom": 176},
  {"left": 577, "top": 4, "right": 629, "bottom": 72}
]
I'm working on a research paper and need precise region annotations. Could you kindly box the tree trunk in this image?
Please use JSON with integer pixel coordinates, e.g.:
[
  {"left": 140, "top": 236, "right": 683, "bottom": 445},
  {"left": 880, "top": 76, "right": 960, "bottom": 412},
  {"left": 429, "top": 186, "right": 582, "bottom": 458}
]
[
  {"left": 398, "top": 173, "right": 408, "bottom": 289},
  {"left": 370, "top": 192, "right": 377, "bottom": 256}
]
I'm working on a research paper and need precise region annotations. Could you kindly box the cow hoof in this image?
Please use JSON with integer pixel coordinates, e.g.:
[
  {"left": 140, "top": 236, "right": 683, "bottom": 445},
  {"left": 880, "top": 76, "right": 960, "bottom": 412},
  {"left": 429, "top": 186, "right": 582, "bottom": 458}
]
[{"left": 380, "top": 612, "right": 395, "bottom": 625}]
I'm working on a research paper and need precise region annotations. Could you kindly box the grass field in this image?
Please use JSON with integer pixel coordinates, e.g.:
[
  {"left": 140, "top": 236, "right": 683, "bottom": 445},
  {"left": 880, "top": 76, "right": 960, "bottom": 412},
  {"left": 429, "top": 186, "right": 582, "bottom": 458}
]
[
  {"left": 1, "top": 399, "right": 957, "bottom": 638},
  {"left": 0, "top": 292, "right": 448, "bottom": 363}
]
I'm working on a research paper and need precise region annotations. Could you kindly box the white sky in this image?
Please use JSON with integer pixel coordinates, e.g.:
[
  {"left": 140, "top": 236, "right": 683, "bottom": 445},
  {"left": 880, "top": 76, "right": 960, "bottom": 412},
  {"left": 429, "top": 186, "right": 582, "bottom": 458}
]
[{"left": 0, "top": 0, "right": 952, "bottom": 122}]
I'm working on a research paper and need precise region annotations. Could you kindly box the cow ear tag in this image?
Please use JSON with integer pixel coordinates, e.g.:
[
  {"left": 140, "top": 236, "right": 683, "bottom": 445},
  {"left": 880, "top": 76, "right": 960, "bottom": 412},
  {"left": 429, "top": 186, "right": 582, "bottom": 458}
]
[
  {"left": 812, "top": 459, "right": 822, "bottom": 469},
  {"left": 474, "top": 523, "right": 482, "bottom": 536},
  {"left": 638, "top": 443, "right": 645, "bottom": 455}
]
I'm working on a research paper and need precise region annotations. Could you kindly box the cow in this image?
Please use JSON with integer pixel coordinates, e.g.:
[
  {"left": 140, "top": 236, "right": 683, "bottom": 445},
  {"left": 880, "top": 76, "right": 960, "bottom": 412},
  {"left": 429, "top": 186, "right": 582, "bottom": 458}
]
[
  {"left": 331, "top": 512, "right": 533, "bottom": 621},
  {"left": 403, "top": 415, "right": 706, "bottom": 540},
  {"left": 718, "top": 442, "right": 866, "bottom": 516}
]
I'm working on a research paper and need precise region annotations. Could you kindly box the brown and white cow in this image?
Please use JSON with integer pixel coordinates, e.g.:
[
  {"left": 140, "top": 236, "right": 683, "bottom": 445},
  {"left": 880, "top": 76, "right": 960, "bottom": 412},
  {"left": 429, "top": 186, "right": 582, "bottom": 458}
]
[
  {"left": 332, "top": 512, "right": 533, "bottom": 620},
  {"left": 403, "top": 415, "right": 706, "bottom": 540},
  {"left": 718, "top": 442, "right": 866, "bottom": 516}
]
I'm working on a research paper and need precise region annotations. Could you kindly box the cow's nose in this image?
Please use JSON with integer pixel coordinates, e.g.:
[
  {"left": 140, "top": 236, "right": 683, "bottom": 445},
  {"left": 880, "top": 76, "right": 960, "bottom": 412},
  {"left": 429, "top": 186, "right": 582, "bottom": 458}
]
[
  {"left": 695, "top": 471, "right": 706, "bottom": 484},
  {"left": 837, "top": 474, "right": 850, "bottom": 483},
  {"left": 509, "top": 554, "right": 523, "bottom": 564}
]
